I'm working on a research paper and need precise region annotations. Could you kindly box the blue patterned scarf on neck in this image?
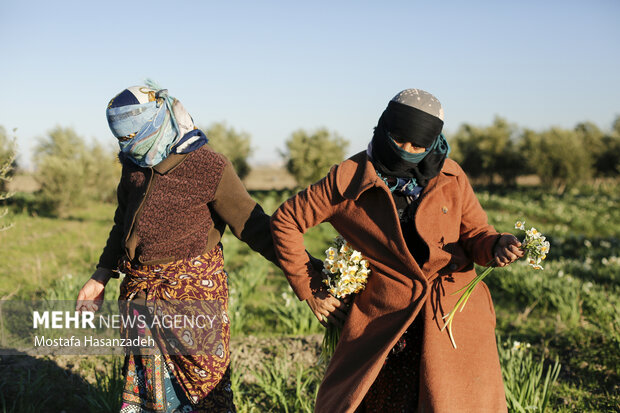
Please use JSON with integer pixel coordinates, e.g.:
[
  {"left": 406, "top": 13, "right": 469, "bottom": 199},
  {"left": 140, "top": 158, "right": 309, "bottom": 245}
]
[{"left": 374, "top": 133, "right": 450, "bottom": 199}]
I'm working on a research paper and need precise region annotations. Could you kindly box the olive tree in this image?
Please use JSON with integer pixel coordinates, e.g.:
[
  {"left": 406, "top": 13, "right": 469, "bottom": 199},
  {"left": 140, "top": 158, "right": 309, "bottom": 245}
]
[
  {"left": 34, "top": 127, "right": 119, "bottom": 216},
  {"left": 0, "top": 126, "right": 17, "bottom": 193},
  {"left": 521, "top": 127, "right": 592, "bottom": 192},
  {"left": 0, "top": 126, "right": 16, "bottom": 231},
  {"left": 280, "top": 128, "right": 349, "bottom": 187},
  {"left": 576, "top": 118, "right": 620, "bottom": 177},
  {"left": 451, "top": 117, "right": 526, "bottom": 186},
  {"left": 203, "top": 122, "right": 252, "bottom": 180}
]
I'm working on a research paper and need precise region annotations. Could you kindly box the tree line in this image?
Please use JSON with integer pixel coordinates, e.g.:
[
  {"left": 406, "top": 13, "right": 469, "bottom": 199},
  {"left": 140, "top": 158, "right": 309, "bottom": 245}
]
[
  {"left": 0, "top": 115, "right": 618, "bottom": 217},
  {"left": 450, "top": 116, "right": 620, "bottom": 191}
]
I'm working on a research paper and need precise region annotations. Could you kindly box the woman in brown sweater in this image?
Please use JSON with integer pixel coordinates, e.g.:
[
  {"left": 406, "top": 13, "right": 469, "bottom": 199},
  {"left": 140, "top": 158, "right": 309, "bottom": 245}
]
[
  {"left": 76, "top": 82, "right": 278, "bottom": 412},
  {"left": 270, "top": 89, "right": 524, "bottom": 412}
]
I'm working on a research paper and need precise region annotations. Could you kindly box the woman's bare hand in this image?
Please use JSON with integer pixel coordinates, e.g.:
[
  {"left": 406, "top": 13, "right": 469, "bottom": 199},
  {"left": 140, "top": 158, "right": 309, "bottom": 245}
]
[
  {"left": 493, "top": 234, "right": 524, "bottom": 267},
  {"left": 306, "top": 289, "right": 349, "bottom": 328},
  {"left": 76, "top": 278, "right": 105, "bottom": 312}
]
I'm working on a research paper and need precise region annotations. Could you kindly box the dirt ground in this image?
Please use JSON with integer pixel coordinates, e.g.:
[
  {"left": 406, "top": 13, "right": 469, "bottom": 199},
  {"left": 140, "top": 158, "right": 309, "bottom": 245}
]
[
  {"left": 231, "top": 334, "right": 322, "bottom": 375},
  {"left": 241, "top": 165, "right": 297, "bottom": 190},
  {"left": 5, "top": 174, "right": 40, "bottom": 193}
]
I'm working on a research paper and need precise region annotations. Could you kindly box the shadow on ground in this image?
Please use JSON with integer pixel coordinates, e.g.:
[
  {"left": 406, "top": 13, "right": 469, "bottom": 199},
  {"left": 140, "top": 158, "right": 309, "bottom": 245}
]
[{"left": 0, "top": 350, "right": 123, "bottom": 413}]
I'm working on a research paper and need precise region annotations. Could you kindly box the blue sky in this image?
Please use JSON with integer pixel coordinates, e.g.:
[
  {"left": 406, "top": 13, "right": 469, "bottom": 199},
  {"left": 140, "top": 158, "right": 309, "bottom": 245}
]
[{"left": 1, "top": 0, "right": 619, "bottom": 166}]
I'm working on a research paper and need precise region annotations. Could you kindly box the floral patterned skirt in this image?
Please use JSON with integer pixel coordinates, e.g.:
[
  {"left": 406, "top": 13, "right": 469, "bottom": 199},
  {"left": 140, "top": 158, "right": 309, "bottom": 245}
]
[
  {"left": 358, "top": 317, "right": 424, "bottom": 413},
  {"left": 120, "top": 355, "right": 235, "bottom": 413}
]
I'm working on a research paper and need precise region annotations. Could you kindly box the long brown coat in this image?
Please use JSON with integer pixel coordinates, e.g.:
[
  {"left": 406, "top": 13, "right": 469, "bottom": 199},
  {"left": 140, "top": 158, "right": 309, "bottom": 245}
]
[{"left": 270, "top": 151, "right": 508, "bottom": 413}]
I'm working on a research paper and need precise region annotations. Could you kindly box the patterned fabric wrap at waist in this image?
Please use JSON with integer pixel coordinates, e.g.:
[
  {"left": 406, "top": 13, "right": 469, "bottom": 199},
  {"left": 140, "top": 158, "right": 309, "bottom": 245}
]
[{"left": 118, "top": 244, "right": 231, "bottom": 405}]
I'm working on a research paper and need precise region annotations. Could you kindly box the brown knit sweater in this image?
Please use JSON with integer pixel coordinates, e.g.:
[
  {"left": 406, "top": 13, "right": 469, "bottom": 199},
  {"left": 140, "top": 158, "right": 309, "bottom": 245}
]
[{"left": 97, "top": 144, "right": 277, "bottom": 273}]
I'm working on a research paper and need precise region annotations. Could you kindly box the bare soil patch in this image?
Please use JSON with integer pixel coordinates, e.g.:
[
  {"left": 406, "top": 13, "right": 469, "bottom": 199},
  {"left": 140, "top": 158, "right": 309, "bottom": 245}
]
[{"left": 243, "top": 165, "right": 297, "bottom": 190}]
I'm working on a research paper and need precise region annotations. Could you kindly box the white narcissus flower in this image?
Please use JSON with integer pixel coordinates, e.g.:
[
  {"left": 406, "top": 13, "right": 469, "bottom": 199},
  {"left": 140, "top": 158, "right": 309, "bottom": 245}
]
[
  {"left": 281, "top": 292, "right": 292, "bottom": 307},
  {"left": 346, "top": 265, "right": 358, "bottom": 276},
  {"left": 515, "top": 220, "right": 526, "bottom": 230},
  {"left": 526, "top": 227, "right": 541, "bottom": 238},
  {"left": 325, "top": 247, "right": 337, "bottom": 258},
  {"left": 340, "top": 274, "right": 353, "bottom": 284},
  {"left": 350, "top": 251, "right": 363, "bottom": 262},
  {"left": 512, "top": 341, "right": 531, "bottom": 351}
]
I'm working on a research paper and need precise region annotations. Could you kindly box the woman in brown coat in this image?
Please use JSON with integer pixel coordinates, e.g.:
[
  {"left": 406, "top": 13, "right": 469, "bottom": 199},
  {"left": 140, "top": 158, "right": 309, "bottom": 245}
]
[{"left": 270, "top": 89, "right": 523, "bottom": 412}]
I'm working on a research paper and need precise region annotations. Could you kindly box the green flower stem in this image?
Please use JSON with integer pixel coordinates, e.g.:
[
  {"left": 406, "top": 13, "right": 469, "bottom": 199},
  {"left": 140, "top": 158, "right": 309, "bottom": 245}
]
[
  {"left": 442, "top": 260, "right": 495, "bottom": 349},
  {"left": 457, "top": 265, "right": 495, "bottom": 312},
  {"left": 319, "top": 324, "right": 341, "bottom": 365}
]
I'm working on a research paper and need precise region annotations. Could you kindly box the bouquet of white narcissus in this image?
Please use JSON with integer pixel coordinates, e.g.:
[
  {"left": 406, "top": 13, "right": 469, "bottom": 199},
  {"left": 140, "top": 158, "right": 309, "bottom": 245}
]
[
  {"left": 515, "top": 220, "right": 550, "bottom": 270},
  {"left": 442, "top": 220, "right": 550, "bottom": 349},
  {"left": 320, "top": 236, "right": 370, "bottom": 363},
  {"left": 322, "top": 236, "right": 371, "bottom": 298}
]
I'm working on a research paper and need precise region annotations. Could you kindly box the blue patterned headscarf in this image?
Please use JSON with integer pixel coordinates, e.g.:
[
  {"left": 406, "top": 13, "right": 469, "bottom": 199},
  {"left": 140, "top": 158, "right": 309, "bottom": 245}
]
[{"left": 106, "top": 80, "right": 206, "bottom": 167}]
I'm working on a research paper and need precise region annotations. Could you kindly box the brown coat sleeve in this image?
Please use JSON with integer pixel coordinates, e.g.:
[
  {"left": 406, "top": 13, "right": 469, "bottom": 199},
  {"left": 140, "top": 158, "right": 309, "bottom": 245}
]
[
  {"left": 270, "top": 167, "right": 341, "bottom": 300},
  {"left": 96, "top": 178, "right": 127, "bottom": 274},
  {"left": 457, "top": 171, "right": 500, "bottom": 266},
  {"left": 210, "top": 160, "right": 279, "bottom": 266}
]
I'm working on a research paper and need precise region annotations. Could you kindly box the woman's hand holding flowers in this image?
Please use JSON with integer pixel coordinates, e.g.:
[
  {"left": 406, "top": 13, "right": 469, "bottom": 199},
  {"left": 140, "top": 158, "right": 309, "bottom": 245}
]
[
  {"left": 493, "top": 234, "right": 524, "bottom": 267},
  {"left": 443, "top": 221, "right": 549, "bottom": 348},
  {"left": 306, "top": 289, "right": 349, "bottom": 329}
]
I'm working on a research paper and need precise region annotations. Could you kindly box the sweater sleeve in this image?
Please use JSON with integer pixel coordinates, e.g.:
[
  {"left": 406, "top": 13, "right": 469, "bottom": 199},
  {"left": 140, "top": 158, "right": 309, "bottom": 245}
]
[
  {"left": 96, "top": 178, "right": 128, "bottom": 274},
  {"left": 270, "top": 167, "right": 341, "bottom": 301},
  {"left": 457, "top": 172, "right": 500, "bottom": 266},
  {"left": 210, "top": 159, "right": 279, "bottom": 266}
]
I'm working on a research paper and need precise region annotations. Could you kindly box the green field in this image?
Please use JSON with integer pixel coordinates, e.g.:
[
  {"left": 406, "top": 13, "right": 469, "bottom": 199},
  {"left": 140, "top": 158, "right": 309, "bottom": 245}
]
[{"left": 0, "top": 184, "right": 618, "bottom": 412}]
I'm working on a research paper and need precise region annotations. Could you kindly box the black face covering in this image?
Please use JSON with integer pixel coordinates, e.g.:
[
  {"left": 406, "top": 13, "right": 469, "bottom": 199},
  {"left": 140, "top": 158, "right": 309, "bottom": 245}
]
[{"left": 370, "top": 101, "right": 448, "bottom": 186}]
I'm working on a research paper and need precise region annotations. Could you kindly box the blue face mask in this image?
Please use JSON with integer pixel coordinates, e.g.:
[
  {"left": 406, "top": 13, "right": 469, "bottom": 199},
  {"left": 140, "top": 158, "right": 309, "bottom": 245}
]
[
  {"left": 387, "top": 133, "right": 431, "bottom": 163},
  {"left": 387, "top": 133, "right": 451, "bottom": 164}
]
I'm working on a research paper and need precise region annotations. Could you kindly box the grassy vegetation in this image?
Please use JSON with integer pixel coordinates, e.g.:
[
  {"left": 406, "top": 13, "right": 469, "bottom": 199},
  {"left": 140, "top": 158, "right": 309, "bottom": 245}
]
[
  {"left": 0, "top": 201, "right": 114, "bottom": 299},
  {"left": 0, "top": 183, "right": 618, "bottom": 412}
]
